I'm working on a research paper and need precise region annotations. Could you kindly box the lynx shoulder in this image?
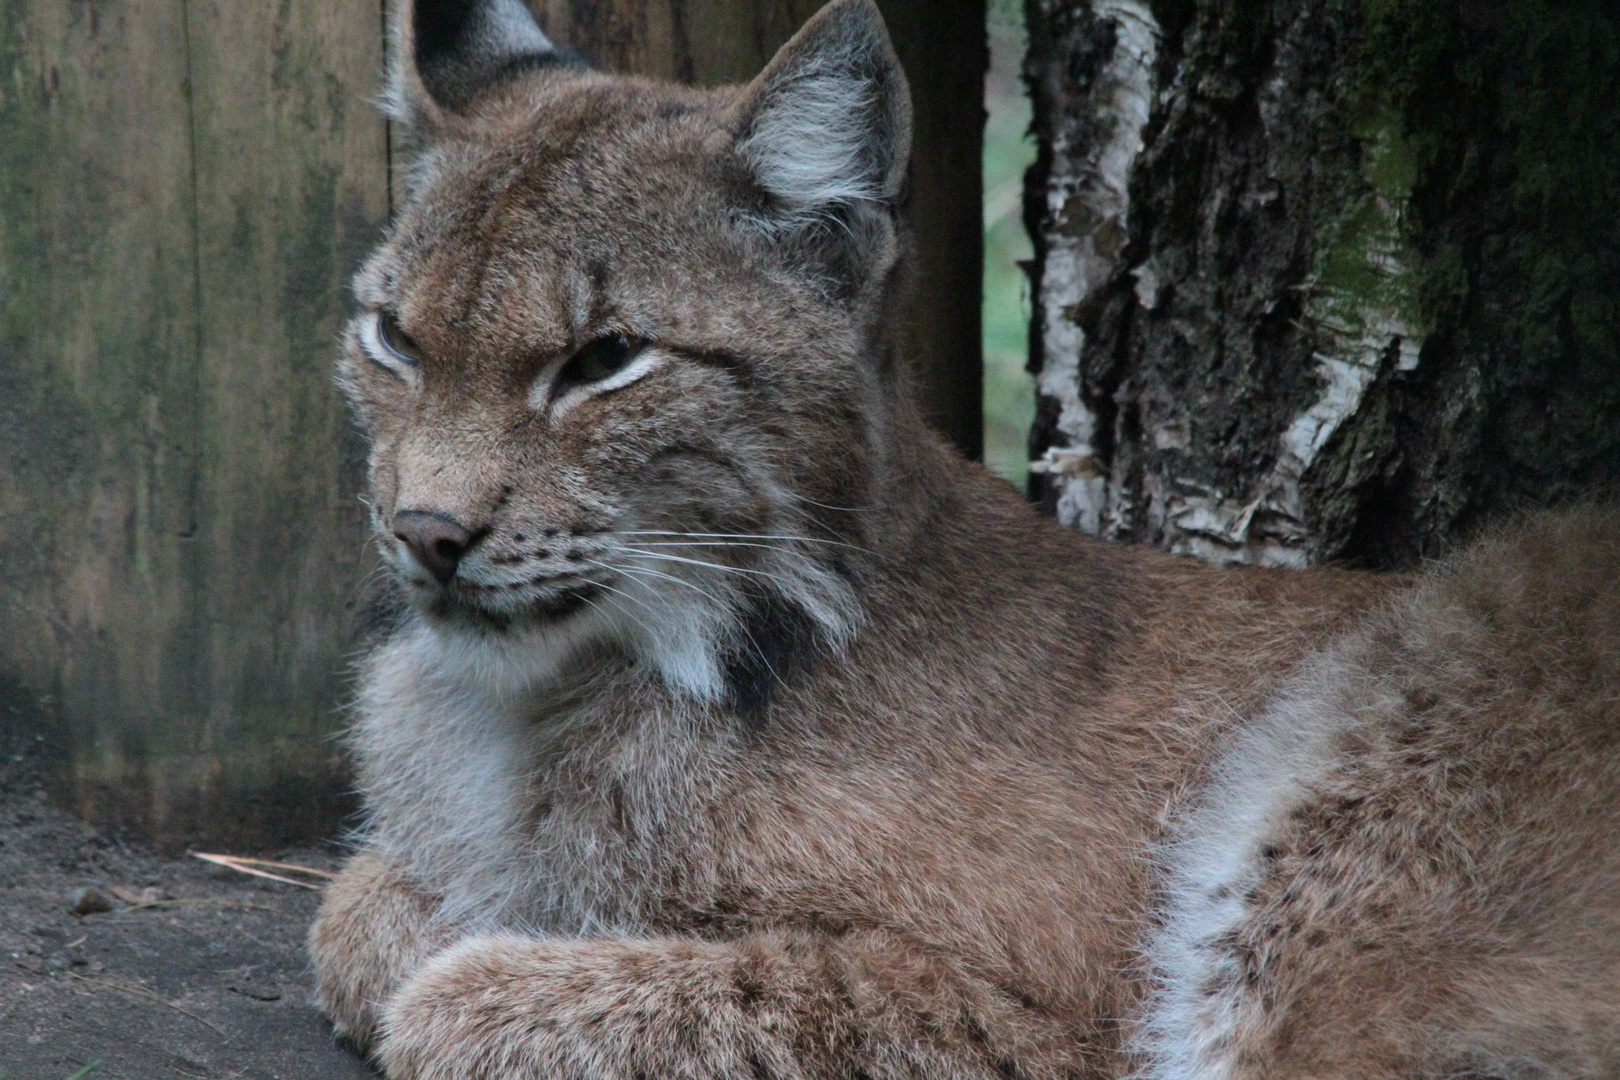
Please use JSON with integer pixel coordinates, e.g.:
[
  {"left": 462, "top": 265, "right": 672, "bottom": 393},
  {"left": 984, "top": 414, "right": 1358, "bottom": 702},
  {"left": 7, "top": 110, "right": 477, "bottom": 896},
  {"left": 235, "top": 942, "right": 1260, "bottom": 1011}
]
[{"left": 307, "top": 1, "right": 1620, "bottom": 1077}]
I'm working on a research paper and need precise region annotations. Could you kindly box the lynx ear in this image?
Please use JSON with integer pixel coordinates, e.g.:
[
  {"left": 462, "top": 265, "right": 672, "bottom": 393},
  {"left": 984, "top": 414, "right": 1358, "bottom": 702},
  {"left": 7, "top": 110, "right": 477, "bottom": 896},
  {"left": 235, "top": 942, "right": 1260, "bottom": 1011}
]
[
  {"left": 732, "top": 0, "right": 912, "bottom": 234},
  {"left": 387, "top": 0, "right": 582, "bottom": 127}
]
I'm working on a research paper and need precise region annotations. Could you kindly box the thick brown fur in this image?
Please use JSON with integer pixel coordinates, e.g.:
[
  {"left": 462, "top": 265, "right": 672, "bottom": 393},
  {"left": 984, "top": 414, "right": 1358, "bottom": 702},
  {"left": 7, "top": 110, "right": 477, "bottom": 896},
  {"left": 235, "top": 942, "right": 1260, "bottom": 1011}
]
[
  {"left": 309, "top": 2, "right": 1620, "bottom": 1077},
  {"left": 1141, "top": 509, "right": 1620, "bottom": 1078}
]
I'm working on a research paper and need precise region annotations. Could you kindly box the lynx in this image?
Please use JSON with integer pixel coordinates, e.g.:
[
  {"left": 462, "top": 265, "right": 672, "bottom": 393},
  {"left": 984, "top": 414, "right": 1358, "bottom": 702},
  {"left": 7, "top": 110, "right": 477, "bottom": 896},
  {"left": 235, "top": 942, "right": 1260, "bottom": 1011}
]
[{"left": 309, "top": 1, "right": 1620, "bottom": 1077}]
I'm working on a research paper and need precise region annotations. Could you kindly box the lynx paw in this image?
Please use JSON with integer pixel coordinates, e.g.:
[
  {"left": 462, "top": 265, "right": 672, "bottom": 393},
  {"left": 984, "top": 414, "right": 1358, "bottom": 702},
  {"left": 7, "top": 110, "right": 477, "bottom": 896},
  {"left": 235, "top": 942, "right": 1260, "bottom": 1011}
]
[
  {"left": 309, "top": 852, "right": 449, "bottom": 1051},
  {"left": 375, "top": 934, "right": 782, "bottom": 1080}
]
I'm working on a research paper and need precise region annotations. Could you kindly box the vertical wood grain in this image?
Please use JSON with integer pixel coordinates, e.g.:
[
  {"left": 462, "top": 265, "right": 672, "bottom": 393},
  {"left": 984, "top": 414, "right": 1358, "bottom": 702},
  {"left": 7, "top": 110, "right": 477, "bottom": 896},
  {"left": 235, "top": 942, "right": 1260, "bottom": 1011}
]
[
  {"left": 1, "top": 0, "right": 387, "bottom": 850},
  {"left": 877, "top": 0, "right": 985, "bottom": 456},
  {"left": 0, "top": 0, "right": 203, "bottom": 834},
  {"left": 180, "top": 0, "right": 390, "bottom": 844}
]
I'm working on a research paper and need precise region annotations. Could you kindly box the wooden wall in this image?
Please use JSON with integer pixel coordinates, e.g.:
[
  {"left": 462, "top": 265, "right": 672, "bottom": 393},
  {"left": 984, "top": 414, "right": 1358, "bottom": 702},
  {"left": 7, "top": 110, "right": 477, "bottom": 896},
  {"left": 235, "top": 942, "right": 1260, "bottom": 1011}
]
[
  {"left": 0, "top": 0, "right": 389, "bottom": 851},
  {"left": 0, "top": 0, "right": 982, "bottom": 852}
]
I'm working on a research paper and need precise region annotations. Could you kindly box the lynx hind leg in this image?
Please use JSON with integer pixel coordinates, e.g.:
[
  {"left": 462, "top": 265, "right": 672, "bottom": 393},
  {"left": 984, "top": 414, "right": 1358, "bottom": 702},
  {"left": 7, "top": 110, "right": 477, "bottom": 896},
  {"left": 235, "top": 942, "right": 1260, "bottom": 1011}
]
[
  {"left": 1142, "top": 788, "right": 1620, "bottom": 1080},
  {"left": 1140, "top": 512, "right": 1620, "bottom": 1079},
  {"left": 310, "top": 850, "right": 455, "bottom": 1051},
  {"left": 1133, "top": 660, "right": 1417, "bottom": 1080}
]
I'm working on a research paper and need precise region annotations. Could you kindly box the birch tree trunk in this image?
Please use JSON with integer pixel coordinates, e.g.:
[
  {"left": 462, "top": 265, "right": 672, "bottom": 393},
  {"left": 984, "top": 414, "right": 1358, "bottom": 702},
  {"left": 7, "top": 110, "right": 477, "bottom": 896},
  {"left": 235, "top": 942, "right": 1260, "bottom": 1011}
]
[{"left": 1025, "top": 0, "right": 1620, "bottom": 568}]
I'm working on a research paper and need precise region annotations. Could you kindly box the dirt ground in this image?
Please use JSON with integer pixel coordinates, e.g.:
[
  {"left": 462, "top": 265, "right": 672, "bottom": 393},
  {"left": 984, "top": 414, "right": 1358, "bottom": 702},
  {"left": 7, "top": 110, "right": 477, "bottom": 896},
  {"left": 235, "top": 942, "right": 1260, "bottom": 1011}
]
[{"left": 0, "top": 739, "right": 376, "bottom": 1080}]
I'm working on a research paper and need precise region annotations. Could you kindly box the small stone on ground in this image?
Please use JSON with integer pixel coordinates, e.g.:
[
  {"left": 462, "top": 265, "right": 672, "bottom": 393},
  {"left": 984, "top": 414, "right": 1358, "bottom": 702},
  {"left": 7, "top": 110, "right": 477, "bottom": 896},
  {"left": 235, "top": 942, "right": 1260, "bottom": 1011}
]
[{"left": 0, "top": 738, "right": 375, "bottom": 1080}]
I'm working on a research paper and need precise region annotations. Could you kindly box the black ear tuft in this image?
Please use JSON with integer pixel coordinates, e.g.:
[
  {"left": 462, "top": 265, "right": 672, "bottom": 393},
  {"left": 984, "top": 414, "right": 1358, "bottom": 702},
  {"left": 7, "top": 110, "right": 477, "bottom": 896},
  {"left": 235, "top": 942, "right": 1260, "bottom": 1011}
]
[{"left": 390, "top": 0, "right": 584, "bottom": 125}]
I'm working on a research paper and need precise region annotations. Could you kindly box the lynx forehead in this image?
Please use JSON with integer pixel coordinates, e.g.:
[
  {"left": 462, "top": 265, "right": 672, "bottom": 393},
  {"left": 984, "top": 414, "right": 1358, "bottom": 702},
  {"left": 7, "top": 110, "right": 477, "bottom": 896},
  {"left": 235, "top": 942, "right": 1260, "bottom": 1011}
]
[{"left": 313, "top": 2, "right": 1620, "bottom": 1079}]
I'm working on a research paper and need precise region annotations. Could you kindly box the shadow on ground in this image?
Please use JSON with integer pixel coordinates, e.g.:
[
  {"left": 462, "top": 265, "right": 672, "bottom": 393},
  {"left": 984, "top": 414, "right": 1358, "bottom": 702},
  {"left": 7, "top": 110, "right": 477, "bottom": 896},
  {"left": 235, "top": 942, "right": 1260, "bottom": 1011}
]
[{"left": 0, "top": 739, "right": 375, "bottom": 1080}]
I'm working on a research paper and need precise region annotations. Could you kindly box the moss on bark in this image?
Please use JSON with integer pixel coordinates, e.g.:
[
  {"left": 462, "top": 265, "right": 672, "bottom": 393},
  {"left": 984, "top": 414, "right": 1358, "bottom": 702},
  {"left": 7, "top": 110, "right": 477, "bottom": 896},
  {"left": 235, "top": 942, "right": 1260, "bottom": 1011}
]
[
  {"left": 1333, "top": 0, "right": 1620, "bottom": 564},
  {"left": 1028, "top": 0, "right": 1620, "bottom": 567}
]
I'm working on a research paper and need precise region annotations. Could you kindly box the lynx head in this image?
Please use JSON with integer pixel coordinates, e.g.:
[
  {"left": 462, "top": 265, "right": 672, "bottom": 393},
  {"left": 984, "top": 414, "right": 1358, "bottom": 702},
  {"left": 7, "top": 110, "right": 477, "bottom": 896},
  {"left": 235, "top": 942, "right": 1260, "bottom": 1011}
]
[{"left": 338, "top": 0, "right": 917, "bottom": 708}]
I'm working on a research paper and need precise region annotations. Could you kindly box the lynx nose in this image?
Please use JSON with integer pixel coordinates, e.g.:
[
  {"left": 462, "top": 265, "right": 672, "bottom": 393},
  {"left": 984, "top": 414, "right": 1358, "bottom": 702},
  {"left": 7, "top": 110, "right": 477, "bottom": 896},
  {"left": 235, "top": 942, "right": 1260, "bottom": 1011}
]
[{"left": 393, "top": 510, "right": 475, "bottom": 584}]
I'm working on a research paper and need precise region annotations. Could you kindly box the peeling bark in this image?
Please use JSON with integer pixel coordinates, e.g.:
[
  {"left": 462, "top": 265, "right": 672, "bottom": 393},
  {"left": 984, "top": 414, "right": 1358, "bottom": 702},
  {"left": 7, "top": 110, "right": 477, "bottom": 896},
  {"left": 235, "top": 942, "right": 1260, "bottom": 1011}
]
[{"left": 1026, "top": 0, "right": 1620, "bottom": 568}]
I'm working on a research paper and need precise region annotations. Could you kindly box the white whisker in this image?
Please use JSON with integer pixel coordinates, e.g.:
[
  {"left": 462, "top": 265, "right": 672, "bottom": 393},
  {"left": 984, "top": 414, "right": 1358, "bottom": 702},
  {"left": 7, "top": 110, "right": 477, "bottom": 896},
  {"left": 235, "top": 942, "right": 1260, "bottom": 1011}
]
[
  {"left": 617, "top": 530, "right": 869, "bottom": 553},
  {"left": 578, "top": 595, "right": 637, "bottom": 653},
  {"left": 581, "top": 578, "right": 662, "bottom": 640},
  {"left": 621, "top": 541, "right": 833, "bottom": 557},
  {"left": 597, "top": 559, "right": 733, "bottom": 611},
  {"left": 604, "top": 564, "right": 787, "bottom": 694},
  {"left": 616, "top": 548, "right": 797, "bottom": 584},
  {"left": 782, "top": 492, "right": 878, "bottom": 513}
]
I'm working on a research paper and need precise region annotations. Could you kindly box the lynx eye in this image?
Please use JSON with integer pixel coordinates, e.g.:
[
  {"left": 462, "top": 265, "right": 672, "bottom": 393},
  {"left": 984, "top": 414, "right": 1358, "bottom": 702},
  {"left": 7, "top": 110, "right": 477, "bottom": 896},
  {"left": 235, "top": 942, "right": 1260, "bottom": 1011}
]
[
  {"left": 376, "top": 311, "right": 424, "bottom": 366},
  {"left": 555, "top": 335, "right": 647, "bottom": 395}
]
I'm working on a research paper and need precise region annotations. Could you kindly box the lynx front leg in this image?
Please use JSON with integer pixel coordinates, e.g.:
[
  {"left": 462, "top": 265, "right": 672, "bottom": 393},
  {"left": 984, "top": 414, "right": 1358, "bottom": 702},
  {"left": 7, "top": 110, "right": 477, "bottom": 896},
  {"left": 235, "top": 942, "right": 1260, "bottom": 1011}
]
[
  {"left": 376, "top": 929, "right": 1084, "bottom": 1080},
  {"left": 309, "top": 850, "right": 455, "bottom": 1051}
]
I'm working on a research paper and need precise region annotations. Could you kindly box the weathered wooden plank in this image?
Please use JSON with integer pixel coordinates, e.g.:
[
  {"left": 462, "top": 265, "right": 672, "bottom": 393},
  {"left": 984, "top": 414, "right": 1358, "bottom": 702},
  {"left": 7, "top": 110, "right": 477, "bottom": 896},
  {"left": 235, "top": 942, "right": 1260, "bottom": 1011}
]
[
  {"left": 0, "top": 1, "right": 203, "bottom": 832},
  {"left": 875, "top": 0, "right": 985, "bottom": 456},
  {"left": 1, "top": 0, "right": 388, "bottom": 850},
  {"left": 535, "top": 0, "right": 821, "bottom": 83},
  {"left": 180, "top": 0, "right": 390, "bottom": 845}
]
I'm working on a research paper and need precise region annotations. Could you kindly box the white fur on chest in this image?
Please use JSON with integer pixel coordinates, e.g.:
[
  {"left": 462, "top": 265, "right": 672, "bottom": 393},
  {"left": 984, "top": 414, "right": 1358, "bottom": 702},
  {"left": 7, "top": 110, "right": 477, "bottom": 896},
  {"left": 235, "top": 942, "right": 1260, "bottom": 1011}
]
[
  {"left": 352, "top": 625, "right": 549, "bottom": 927},
  {"left": 350, "top": 620, "right": 727, "bottom": 935}
]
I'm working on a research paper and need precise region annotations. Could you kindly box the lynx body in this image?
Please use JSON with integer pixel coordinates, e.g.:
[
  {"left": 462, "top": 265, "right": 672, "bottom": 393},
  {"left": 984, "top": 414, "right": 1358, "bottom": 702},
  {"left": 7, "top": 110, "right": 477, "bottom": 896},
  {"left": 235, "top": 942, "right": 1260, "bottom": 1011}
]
[{"left": 310, "top": 2, "right": 1620, "bottom": 1077}]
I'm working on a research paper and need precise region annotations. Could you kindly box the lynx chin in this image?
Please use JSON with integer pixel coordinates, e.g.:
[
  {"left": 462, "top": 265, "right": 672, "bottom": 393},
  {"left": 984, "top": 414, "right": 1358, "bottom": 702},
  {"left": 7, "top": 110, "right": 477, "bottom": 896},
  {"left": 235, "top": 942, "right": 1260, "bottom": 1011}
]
[{"left": 309, "top": 1, "right": 1620, "bottom": 1077}]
